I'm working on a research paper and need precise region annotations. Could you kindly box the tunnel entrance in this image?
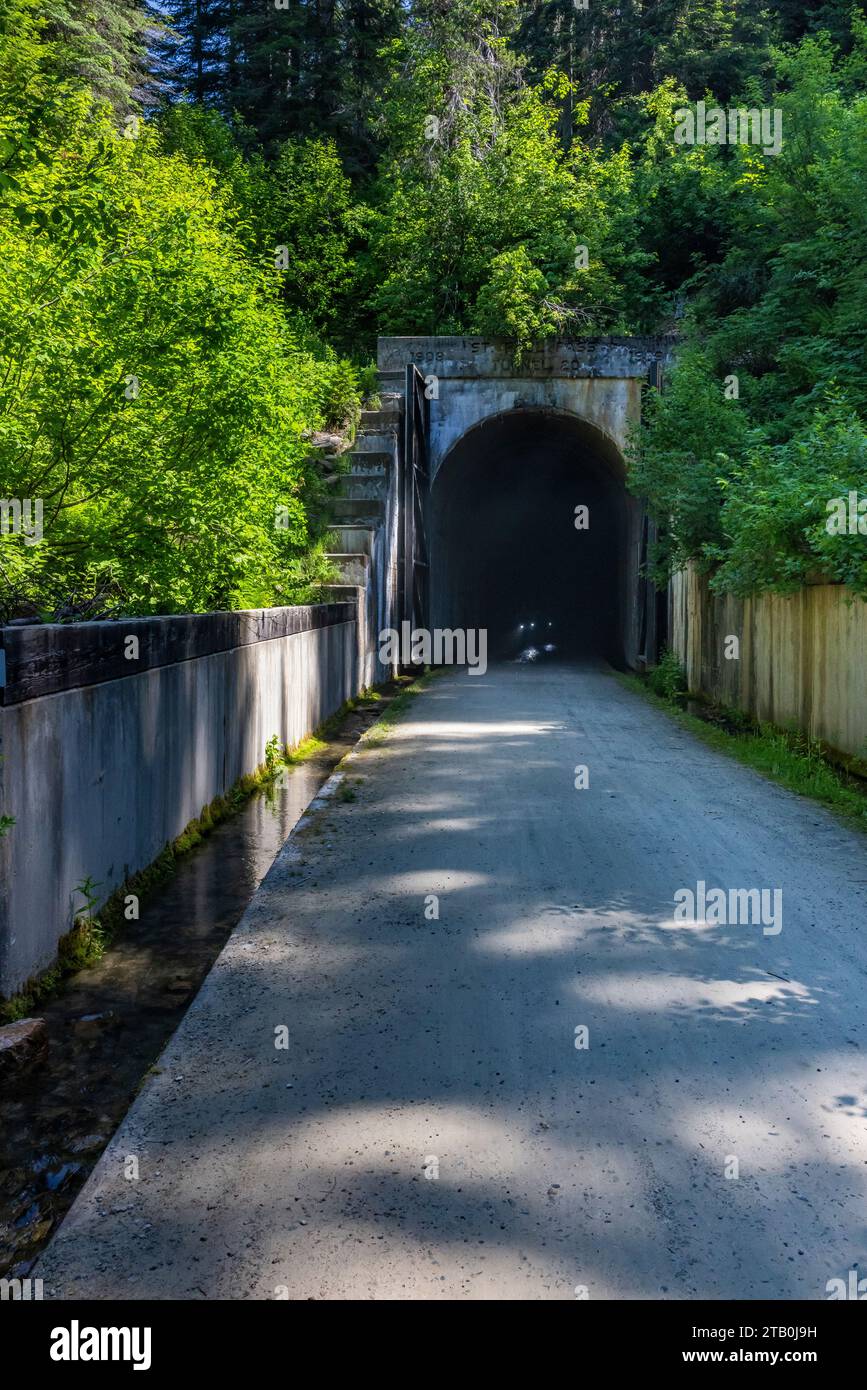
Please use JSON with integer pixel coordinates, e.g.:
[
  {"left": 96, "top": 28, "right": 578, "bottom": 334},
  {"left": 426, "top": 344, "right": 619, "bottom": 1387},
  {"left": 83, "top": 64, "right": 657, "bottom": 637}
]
[{"left": 430, "top": 410, "right": 628, "bottom": 664}]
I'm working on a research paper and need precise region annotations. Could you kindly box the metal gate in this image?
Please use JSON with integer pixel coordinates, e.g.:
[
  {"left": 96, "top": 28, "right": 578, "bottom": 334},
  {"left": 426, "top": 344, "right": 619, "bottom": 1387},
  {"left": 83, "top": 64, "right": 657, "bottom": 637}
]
[{"left": 400, "top": 363, "right": 431, "bottom": 648}]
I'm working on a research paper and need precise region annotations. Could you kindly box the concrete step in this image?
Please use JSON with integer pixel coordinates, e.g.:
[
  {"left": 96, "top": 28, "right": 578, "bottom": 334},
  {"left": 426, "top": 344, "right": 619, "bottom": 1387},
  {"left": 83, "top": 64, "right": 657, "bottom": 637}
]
[
  {"left": 346, "top": 461, "right": 387, "bottom": 481},
  {"left": 327, "top": 525, "right": 376, "bottom": 556},
  {"left": 321, "top": 583, "right": 363, "bottom": 604},
  {"left": 347, "top": 448, "right": 392, "bottom": 471},
  {"left": 362, "top": 399, "right": 402, "bottom": 430},
  {"left": 338, "top": 477, "right": 387, "bottom": 502},
  {"left": 378, "top": 373, "right": 405, "bottom": 398},
  {"left": 325, "top": 553, "right": 370, "bottom": 585},
  {"left": 352, "top": 435, "right": 396, "bottom": 456},
  {"left": 329, "top": 498, "right": 385, "bottom": 523}
]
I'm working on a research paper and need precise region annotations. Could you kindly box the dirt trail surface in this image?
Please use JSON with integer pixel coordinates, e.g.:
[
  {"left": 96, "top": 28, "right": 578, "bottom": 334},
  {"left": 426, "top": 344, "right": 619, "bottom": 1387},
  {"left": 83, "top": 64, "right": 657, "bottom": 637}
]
[{"left": 36, "top": 664, "right": 867, "bottom": 1299}]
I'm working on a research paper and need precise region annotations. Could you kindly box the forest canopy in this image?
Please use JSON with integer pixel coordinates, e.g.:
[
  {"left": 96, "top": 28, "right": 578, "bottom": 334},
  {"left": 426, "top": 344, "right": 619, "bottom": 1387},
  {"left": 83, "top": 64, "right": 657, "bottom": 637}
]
[{"left": 2, "top": 0, "right": 867, "bottom": 616}]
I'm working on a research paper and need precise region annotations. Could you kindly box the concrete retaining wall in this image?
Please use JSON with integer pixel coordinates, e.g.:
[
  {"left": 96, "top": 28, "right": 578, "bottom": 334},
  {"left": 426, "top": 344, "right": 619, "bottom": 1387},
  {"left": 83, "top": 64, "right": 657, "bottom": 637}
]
[
  {"left": 0, "top": 605, "right": 359, "bottom": 997},
  {"left": 670, "top": 566, "right": 867, "bottom": 762}
]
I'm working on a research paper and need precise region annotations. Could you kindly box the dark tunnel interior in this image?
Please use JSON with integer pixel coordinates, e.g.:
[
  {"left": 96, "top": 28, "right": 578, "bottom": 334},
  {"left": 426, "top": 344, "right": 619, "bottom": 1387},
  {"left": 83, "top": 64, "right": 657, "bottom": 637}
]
[{"left": 430, "top": 411, "right": 628, "bottom": 664}]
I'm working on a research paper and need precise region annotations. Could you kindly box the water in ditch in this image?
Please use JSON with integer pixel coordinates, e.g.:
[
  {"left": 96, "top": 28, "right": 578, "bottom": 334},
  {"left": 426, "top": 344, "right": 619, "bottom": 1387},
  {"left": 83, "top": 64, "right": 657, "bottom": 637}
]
[{"left": 0, "top": 692, "right": 395, "bottom": 1278}]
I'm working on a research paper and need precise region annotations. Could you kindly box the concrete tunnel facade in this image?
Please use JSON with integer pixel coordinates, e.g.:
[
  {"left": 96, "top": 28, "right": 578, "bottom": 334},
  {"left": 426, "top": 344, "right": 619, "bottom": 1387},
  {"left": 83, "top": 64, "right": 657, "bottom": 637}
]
[{"left": 377, "top": 336, "right": 678, "bottom": 669}]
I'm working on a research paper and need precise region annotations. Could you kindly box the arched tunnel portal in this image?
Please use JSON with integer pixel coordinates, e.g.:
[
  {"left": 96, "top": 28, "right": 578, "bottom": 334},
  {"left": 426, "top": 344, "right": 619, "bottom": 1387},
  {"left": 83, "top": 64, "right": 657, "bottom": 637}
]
[{"left": 430, "top": 409, "right": 632, "bottom": 665}]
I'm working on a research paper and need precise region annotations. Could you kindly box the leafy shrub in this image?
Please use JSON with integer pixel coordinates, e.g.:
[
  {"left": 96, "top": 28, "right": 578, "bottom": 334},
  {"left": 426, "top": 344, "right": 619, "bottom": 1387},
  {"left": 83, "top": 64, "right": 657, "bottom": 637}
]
[
  {"left": 628, "top": 35, "right": 867, "bottom": 601},
  {"left": 356, "top": 362, "right": 381, "bottom": 406},
  {"left": 474, "top": 247, "right": 561, "bottom": 363},
  {"left": 710, "top": 405, "right": 867, "bottom": 597},
  {"left": 0, "top": 8, "right": 343, "bottom": 621},
  {"left": 647, "top": 647, "right": 687, "bottom": 701},
  {"left": 316, "top": 357, "right": 362, "bottom": 433},
  {"left": 627, "top": 348, "right": 751, "bottom": 585}
]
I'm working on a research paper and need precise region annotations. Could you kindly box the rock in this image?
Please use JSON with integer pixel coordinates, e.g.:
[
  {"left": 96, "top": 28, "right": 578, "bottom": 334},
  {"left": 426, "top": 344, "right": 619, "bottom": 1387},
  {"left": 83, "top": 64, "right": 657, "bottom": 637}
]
[
  {"left": 0, "top": 1018, "right": 49, "bottom": 1084},
  {"left": 71, "top": 1010, "right": 117, "bottom": 1034},
  {"left": 68, "top": 1133, "right": 108, "bottom": 1155}
]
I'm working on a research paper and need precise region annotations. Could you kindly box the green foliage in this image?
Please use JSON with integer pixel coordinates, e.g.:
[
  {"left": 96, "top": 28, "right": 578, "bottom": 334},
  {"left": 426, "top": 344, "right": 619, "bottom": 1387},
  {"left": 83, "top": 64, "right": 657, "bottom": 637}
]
[
  {"left": 628, "top": 27, "right": 867, "bottom": 599},
  {"left": 710, "top": 405, "right": 867, "bottom": 597},
  {"left": 73, "top": 873, "right": 100, "bottom": 912},
  {"left": 158, "top": 0, "right": 403, "bottom": 164},
  {"left": 0, "top": 3, "right": 358, "bottom": 620},
  {"left": 646, "top": 647, "right": 687, "bottom": 701},
  {"left": 67, "top": 872, "right": 106, "bottom": 966},
  {"left": 515, "top": 0, "right": 866, "bottom": 147},
  {"left": 316, "top": 356, "right": 362, "bottom": 432},
  {"left": 627, "top": 348, "right": 752, "bottom": 582},
  {"left": 474, "top": 247, "right": 561, "bottom": 362},
  {"left": 356, "top": 362, "right": 381, "bottom": 403},
  {"left": 46, "top": 0, "right": 151, "bottom": 114},
  {"left": 4, "top": 0, "right": 867, "bottom": 616},
  {"left": 367, "top": 52, "right": 648, "bottom": 337},
  {"left": 151, "top": 0, "right": 225, "bottom": 107},
  {"left": 257, "top": 136, "right": 366, "bottom": 339},
  {"left": 264, "top": 734, "right": 282, "bottom": 777},
  {"left": 273, "top": 537, "right": 340, "bottom": 608},
  {"left": 157, "top": 109, "right": 367, "bottom": 345}
]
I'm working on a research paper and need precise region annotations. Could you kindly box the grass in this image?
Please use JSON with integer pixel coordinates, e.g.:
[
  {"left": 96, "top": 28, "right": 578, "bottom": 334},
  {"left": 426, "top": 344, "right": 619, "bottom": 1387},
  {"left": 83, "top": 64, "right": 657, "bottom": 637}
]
[
  {"left": 289, "top": 670, "right": 439, "bottom": 832},
  {"left": 284, "top": 734, "right": 329, "bottom": 765},
  {"left": 619, "top": 671, "right": 867, "bottom": 835},
  {"left": 359, "top": 668, "right": 439, "bottom": 747}
]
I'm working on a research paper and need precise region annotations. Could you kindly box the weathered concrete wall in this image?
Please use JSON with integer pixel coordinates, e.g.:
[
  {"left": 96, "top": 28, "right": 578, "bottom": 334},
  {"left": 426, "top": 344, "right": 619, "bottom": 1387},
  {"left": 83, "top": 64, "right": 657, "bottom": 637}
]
[
  {"left": 670, "top": 566, "right": 867, "bottom": 761},
  {"left": 0, "top": 607, "right": 359, "bottom": 997},
  {"left": 378, "top": 335, "right": 672, "bottom": 483},
  {"left": 428, "top": 378, "right": 634, "bottom": 485},
  {"left": 378, "top": 335, "right": 674, "bottom": 380}
]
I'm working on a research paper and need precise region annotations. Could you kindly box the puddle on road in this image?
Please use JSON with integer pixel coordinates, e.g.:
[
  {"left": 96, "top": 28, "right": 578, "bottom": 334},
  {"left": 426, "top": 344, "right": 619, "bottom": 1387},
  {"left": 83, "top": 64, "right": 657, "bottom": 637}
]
[{"left": 0, "top": 691, "right": 395, "bottom": 1277}]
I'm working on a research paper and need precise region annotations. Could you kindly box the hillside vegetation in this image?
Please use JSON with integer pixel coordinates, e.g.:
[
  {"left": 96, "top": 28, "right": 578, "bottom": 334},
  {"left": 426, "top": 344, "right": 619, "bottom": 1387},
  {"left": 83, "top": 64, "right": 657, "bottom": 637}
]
[{"left": 1, "top": 0, "right": 866, "bottom": 615}]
